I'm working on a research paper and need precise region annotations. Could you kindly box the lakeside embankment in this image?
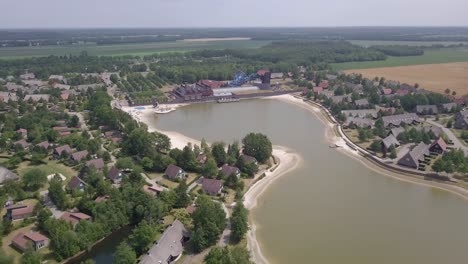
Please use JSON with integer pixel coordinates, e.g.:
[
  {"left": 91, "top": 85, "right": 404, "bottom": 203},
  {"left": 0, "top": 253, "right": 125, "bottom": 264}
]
[
  {"left": 272, "top": 94, "right": 468, "bottom": 201},
  {"left": 121, "top": 104, "right": 301, "bottom": 264}
]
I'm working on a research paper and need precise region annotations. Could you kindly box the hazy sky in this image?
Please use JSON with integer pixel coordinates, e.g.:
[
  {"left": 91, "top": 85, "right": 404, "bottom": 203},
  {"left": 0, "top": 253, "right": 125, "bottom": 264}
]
[{"left": 2, "top": 0, "right": 468, "bottom": 28}]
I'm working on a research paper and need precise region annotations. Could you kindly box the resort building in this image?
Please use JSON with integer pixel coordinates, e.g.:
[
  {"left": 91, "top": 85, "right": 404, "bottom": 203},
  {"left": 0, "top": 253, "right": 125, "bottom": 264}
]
[
  {"left": 60, "top": 212, "right": 91, "bottom": 227},
  {"left": 415, "top": 105, "right": 438, "bottom": 115},
  {"left": 139, "top": 220, "right": 189, "bottom": 264},
  {"left": 382, "top": 113, "right": 420, "bottom": 127},
  {"left": 200, "top": 178, "right": 223, "bottom": 196},
  {"left": 4, "top": 205, "right": 34, "bottom": 221},
  {"left": 0, "top": 166, "right": 19, "bottom": 185},
  {"left": 397, "top": 142, "right": 430, "bottom": 169},
  {"left": 220, "top": 164, "right": 241, "bottom": 178},
  {"left": 165, "top": 164, "right": 186, "bottom": 181},
  {"left": 12, "top": 232, "right": 49, "bottom": 252},
  {"left": 454, "top": 110, "right": 468, "bottom": 129}
]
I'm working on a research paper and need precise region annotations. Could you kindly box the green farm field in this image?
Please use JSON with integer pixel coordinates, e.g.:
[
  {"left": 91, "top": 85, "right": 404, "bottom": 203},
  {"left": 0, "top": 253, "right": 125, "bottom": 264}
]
[
  {"left": 0, "top": 39, "right": 270, "bottom": 59},
  {"left": 332, "top": 48, "right": 468, "bottom": 70},
  {"left": 349, "top": 40, "right": 468, "bottom": 47}
]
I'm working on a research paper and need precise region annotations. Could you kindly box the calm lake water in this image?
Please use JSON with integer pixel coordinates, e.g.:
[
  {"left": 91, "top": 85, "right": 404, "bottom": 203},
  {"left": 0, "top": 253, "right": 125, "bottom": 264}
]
[{"left": 152, "top": 99, "right": 468, "bottom": 264}]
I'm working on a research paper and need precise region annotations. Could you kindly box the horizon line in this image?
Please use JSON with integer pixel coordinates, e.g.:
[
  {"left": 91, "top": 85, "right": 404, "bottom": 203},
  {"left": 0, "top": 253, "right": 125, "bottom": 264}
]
[{"left": 2, "top": 25, "right": 468, "bottom": 30}]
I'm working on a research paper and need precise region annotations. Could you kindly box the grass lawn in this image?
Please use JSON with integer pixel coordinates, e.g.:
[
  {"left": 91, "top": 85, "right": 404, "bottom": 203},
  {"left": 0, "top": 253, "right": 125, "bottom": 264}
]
[
  {"left": 146, "top": 172, "right": 164, "bottom": 180},
  {"left": 2, "top": 224, "right": 35, "bottom": 264},
  {"left": 224, "top": 189, "right": 236, "bottom": 205},
  {"left": 0, "top": 40, "right": 270, "bottom": 60},
  {"left": 158, "top": 178, "right": 179, "bottom": 189},
  {"left": 332, "top": 48, "right": 468, "bottom": 70},
  {"left": 16, "top": 160, "right": 77, "bottom": 180},
  {"left": 185, "top": 173, "right": 199, "bottom": 185},
  {"left": 450, "top": 128, "right": 468, "bottom": 147}
]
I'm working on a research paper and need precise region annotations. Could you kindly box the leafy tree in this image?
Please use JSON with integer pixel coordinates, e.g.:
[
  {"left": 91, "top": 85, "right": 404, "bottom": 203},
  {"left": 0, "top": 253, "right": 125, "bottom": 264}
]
[
  {"left": 48, "top": 176, "right": 69, "bottom": 210},
  {"left": 22, "top": 249, "right": 42, "bottom": 264},
  {"left": 202, "top": 157, "right": 219, "bottom": 178},
  {"left": 154, "top": 132, "right": 171, "bottom": 153},
  {"left": 230, "top": 202, "right": 249, "bottom": 243},
  {"left": 114, "top": 242, "right": 136, "bottom": 264},
  {"left": 236, "top": 157, "right": 258, "bottom": 178},
  {"left": 432, "top": 158, "right": 444, "bottom": 173},
  {"left": 23, "top": 168, "right": 47, "bottom": 191},
  {"left": 190, "top": 195, "right": 226, "bottom": 253},
  {"left": 174, "top": 181, "right": 190, "bottom": 208},
  {"left": 227, "top": 141, "right": 240, "bottom": 162},
  {"left": 446, "top": 119, "right": 453, "bottom": 128},
  {"left": 211, "top": 142, "right": 227, "bottom": 166},
  {"left": 389, "top": 145, "right": 397, "bottom": 159},
  {"left": 242, "top": 133, "right": 272, "bottom": 163},
  {"left": 205, "top": 246, "right": 253, "bottom": 264},
  {"left": 128, "top": 220, "right": 155, "bottom": 255},
  {"left": 68, "top": 115, "right": 79, "bottom": 127},
  {"left": 116, "top": 157, "right": 134, "bottom": 170},
  {"left": 369, "top": 140, "right": 382, "bottom": 153}
]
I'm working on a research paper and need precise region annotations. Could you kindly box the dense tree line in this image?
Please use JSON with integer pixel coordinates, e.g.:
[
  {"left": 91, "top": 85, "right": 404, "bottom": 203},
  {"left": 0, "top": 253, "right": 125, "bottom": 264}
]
[
  {"left": 432, "top": 149, "right": 468, "bottom": 174},
  {"left": 398, "top": 93, "right": 451, "bottom": 112},
  {"left": 205, "top": 246, "right": 253, "bottom": 264},
  {"left": 370, "top": 45, "right": 424, "bottom": 56},
  {"left": 190, "top": 195, "right": 227, "bottom": 253}
]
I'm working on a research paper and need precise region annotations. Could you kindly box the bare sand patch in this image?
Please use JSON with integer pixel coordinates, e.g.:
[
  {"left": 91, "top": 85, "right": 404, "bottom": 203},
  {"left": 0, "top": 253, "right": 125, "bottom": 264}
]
[{"left": 345, "top": 62, "right": 468, "bottom": 96}]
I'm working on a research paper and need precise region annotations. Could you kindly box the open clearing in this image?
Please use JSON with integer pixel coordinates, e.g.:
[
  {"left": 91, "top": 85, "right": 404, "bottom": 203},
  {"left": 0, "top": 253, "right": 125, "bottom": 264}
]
[
  {"left": 0, "top": 40, "right": 269, "bottom": 59},
  {"left": 345, "top": 62, "right": 468, "bottom": 96},
  {"left": 333, "top": 48, "right": 468, "bottom": 70}
]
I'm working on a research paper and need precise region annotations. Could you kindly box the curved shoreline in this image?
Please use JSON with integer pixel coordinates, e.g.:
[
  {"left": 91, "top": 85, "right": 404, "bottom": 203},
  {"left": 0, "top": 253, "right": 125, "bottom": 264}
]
[{"left": 271, "top": 94, "right": 468, "bottom": 201}]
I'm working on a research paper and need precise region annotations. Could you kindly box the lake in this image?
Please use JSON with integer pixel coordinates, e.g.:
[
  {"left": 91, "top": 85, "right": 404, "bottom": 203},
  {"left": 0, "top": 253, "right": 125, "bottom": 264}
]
[{"left": 151, "top": 98, "right": 468, "bottom": 264}]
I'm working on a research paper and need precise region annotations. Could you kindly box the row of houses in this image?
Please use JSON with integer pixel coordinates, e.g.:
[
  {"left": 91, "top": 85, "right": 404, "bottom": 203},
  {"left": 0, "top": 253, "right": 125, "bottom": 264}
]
[{"left": 397, "top": 138, "right": 448, "bottom": 170}]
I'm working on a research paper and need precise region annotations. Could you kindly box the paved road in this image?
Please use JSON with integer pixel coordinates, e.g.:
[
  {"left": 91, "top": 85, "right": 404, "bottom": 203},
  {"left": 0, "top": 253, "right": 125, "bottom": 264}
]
[{"left": 426, "top": 119, "right": 468, "bottom": 155}]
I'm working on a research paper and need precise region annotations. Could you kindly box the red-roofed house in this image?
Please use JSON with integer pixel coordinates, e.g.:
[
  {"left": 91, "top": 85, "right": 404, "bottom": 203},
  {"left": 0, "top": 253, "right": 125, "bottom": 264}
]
[
  {"left": 395, "top": 88, "right": 409, "bottom": 96},
  {"left": 4, "top": 205, "right": 34, "bottom": 221},
  {"left": 16, "top": 128, "right": 28, "bottom": 138},
  {"left": 257, "top": 69, "right": 269, "bottom": 76},
  {"left": 60, "top": 91, "right": 71, "bottom": 101},
  {"left": 60, "top": 212, "right": 91, "bottom": 227},
  {"left": 318, "top": 80, "right": 329, "bottom": 89},
  {"left": 197, "top": 80, "right": 224, "bottom": 89},
  {"left": 382, "top": 88, "right": 393, "bottom": 95},
  {"left": 14, "top": 139, "right": 29, "bottom": 150},
  {"left": 429, "top": 137, "right": 447, "bottom": 154},
  {"left": 11, "top": 232, "right": 49, "bottom": 252},
  {"left": 313, "top": 87, "right": 323, "bottom": 94}
]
